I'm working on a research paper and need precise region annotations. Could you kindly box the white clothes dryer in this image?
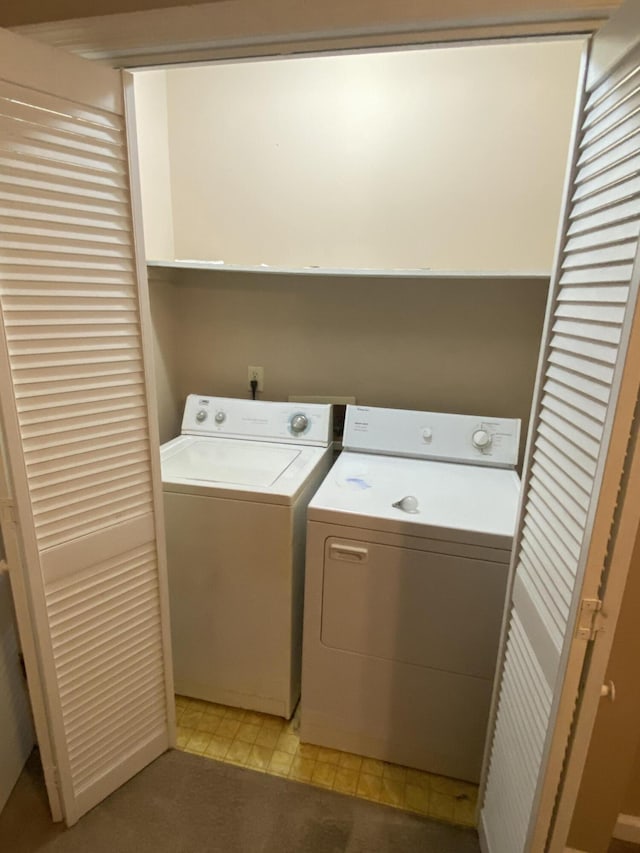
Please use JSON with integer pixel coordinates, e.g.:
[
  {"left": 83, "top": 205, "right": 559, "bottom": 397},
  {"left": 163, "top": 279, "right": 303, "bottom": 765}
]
[
  {"left": 162, "top": 395, "right": 332, "bottom": 719},
  {"left": 300, "top": 405, "right": 520, "bottom": 781}
]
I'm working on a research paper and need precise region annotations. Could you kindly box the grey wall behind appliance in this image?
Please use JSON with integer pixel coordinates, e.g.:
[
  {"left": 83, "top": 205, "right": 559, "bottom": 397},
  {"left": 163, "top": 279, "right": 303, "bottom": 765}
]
[
  {"left": 148, "top": 270, "right": 181, "bottom": 444},
  {"left": 149, "top": 270, "right": 548, "bottom": 466}
]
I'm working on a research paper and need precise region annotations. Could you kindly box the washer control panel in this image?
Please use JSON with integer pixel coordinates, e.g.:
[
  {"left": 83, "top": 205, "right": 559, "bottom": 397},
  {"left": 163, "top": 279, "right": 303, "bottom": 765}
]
[
  {"left": 181, "top": 395, "right": 332, "bottom": 447},
  {"left": 343, "top": 405, "right": 520, "bottom": 467}
]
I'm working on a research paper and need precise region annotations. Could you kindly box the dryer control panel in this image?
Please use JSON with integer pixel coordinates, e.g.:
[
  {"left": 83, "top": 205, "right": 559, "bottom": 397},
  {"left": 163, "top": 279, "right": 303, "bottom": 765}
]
[
  {"left": 181, "top": 395, "right": 333, "bottom": 447},
  {"left": 343, "top": 405, "right": 520, "bottom": 467}
]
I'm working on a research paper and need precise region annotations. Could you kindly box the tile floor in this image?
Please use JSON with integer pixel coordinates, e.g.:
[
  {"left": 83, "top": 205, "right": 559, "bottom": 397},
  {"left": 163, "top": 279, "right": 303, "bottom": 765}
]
[{"left": 175, "top": 695, "right": 478, "bottom": 828}]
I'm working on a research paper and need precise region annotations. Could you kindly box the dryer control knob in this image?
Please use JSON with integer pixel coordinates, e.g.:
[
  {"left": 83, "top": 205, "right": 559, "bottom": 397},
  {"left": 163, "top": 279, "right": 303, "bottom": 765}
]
[
  {"left": 195, "top": 409, "right": 208, "bottom": 423},
  {"left": 215, "top": 410, "right": 226, "bottom": 424},
  {"left": 472, "top": 429, "right": 492, "bottom": 450},
  {"left": 290, "top": 413, "right": 309, "bottom": 434}
]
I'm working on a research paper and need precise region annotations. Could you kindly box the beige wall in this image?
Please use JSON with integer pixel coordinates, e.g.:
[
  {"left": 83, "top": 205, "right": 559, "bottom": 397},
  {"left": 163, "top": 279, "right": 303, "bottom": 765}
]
[
  {"left": 152, "top": 40, "right": 582, "bottom": 272},
  {"left": 152, "top": 270, "right": 548, "bottom": 460},
  {"left": 133, "top": 71, "right": 175, "bottom": 262},
  {"left": 569, "top": 526, "right": 640, "bottom": 851}
]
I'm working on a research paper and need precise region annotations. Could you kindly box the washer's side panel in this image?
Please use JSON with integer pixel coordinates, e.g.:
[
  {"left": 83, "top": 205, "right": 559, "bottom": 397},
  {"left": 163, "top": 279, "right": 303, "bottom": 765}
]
[{"left": 289, "top": 446, "right": 334, "bottom": 714}]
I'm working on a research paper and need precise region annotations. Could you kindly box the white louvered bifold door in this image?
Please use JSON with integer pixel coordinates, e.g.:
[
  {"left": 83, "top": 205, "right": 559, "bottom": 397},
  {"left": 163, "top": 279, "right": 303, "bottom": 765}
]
[
  {"left": 480, "top": 8, "right": 640, "bottom": 853},
  {"left": 0, "top": 28, "right": 174, "bottom": 825}
]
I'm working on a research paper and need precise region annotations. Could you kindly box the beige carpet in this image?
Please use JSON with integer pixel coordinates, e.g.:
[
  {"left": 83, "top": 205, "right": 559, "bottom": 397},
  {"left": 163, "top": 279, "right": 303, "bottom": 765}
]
[{"left": 0, "top": 750, "right": 481, "bottom": 852}]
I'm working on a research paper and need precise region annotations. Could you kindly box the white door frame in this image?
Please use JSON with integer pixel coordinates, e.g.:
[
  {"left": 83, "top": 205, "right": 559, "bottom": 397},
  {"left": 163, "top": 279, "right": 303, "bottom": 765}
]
[{"left": 9, "top": 1, "right": 610, "bottom": 68}]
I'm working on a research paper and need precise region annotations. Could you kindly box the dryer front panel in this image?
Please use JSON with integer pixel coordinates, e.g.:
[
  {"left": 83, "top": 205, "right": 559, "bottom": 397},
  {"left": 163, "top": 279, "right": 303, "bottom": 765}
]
[{"left": 321, "top": 537, "right": 508, "bottom": 680}]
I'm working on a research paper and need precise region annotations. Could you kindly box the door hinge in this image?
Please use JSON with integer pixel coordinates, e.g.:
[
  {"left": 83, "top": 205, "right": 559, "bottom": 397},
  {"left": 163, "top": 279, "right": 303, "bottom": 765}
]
[{"left": 576, "top": 597, "right": 604, "bottom": 641}]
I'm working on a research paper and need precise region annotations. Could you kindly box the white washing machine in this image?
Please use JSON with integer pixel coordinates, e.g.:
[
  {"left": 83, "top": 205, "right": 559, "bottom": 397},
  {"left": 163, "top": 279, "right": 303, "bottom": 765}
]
[
  {"left": 300, "top": 405, "right": 521, "bottom": 782},
  {"left": 162, "top": 395, "right": 333, "bottom": 719}
]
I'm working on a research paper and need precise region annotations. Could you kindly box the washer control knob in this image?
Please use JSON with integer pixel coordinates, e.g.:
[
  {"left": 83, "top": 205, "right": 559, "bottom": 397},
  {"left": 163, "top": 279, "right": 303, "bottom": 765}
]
[
  {"left": 195, "top": 409, "right": 208, "bottom": 423},
  {"left": 472, "top": 429, "right": 492, "bottom": 450},
  {"left": 290, "top": 413, "right": 309, "bottom": 434},
  {"left": 214, "top": 410, "right": 226, "bottom": 424},
  {"left": 422, "top": 427, "right": 433, "bottom": 443}
]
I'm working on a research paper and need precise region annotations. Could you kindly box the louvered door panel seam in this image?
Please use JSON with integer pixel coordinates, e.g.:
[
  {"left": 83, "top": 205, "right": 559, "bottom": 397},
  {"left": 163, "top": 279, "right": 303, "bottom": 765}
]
[{"left": 482, "top": 39, "right": 640, "bottom": 852}]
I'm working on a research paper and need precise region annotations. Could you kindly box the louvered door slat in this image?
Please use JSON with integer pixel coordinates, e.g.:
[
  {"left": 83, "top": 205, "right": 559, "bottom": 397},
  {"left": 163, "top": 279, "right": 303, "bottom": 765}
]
[
  {"left": 567, "top": 198, "right": 639, "bottom": 234},
  {"left": 1, "top": 200, "right": 131, "bottom": 230},
  {"left": 583, "top": 66, "right": 640, "bottom": 126},
  {"left": 0, "top": 28, "right": 172, "bottom": 826},
  {"left": 577, "top": 111, "right": 640, "bottom": 163},
  {"left": 0, "top": 114, "right": 126, "bottom": 161},
  {"left": 60, "top": 642, "right": 160, "bottom": 702},
  {"left": 554, "top": 301, "right": 627, "bottom": 323},
  {"left": 563, "top": 240, "right": 639, "bottom": 266},
  {"left": 57, "top": 614, "right": 159, "bottom": 685},
  {"left": 540, "top": 391, "right": 604, "bottom": 438},
  {"left": 482, "top": 30, "right": 640, "bottom": 852},
  {"left": 559, "top": 263, "right": 634, "bottom": 284},
  {"left": 573, "top": 157, "right": 640, "bottom": 202},
  {"left": 565, "top": 219, "right": 640, "bottom": 250},
  {"left": 1, "top": 218, "right": 131, "bottom": 243},
  {"left": 544, "top": 377, "right": 609, "bottom": 420},
  {"left": 0, "top": 186, "right": 130, "bottom": 219},
  {"left": 518, "top": 552, "right": 566, "bottom": 644},
  {"left": 520, "top": 528, "right": 573, "bottom": 619},
  {"left": 1, "top": 251, "right": 135, "bottom": 271},
  {"left": 526, "top": 500, "right": 580, "bottom": 573},
  {"left": 0, "top": 154, "right": 129, "bottom": 190},
  {"left": 1, "top": 236, "right": 133, "bottom": 259}
]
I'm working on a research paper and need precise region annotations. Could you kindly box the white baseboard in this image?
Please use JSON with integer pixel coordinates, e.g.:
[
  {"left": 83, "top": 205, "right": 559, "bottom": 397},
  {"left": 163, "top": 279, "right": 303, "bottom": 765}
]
[{"left": 614, "top": 813, "right": 640, "bottom": 844}]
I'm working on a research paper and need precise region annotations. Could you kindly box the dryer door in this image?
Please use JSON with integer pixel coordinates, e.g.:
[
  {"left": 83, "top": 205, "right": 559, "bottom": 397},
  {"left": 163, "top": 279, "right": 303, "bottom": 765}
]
[{"left": 322, "top": 537, "right": 507, "bottom": 679}]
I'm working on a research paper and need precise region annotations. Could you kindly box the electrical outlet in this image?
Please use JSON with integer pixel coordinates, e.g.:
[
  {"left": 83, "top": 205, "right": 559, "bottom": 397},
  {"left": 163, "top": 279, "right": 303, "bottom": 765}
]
[{"left": 248, "top": 365, "right": 264, "bottom": 392}]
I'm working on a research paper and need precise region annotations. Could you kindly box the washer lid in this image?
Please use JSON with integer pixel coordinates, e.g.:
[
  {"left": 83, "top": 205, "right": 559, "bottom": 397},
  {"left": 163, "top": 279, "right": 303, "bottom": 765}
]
[
  {"left": 162, "top": 438, "right": 300, "bottom": 487},
  {"left": 161, "top": 434, "right": 330, "bottom": 503},
  {"left": 309, "top": 451, "right": 520, "bottom": 546}
]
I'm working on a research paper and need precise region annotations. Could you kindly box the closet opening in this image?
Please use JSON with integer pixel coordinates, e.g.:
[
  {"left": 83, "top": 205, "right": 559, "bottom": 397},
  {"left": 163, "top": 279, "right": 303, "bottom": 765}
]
[{"left": 132, "top": 35, "right": 585, "bottom": 827}]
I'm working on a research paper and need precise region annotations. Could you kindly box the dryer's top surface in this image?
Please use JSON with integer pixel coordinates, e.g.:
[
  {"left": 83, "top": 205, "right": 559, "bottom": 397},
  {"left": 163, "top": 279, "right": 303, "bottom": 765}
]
[
  {"left": 161, "top": 434, "right": 331, "bottom": 503},
  {"left": 309, "top": 451, "right": 520, "bottom": 546}
]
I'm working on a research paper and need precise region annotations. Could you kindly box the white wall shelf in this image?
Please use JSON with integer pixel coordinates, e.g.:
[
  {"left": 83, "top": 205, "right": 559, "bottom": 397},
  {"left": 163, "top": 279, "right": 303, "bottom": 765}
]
[{"left": 146, "top": 259, "right": 551, "bottom": 280}]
